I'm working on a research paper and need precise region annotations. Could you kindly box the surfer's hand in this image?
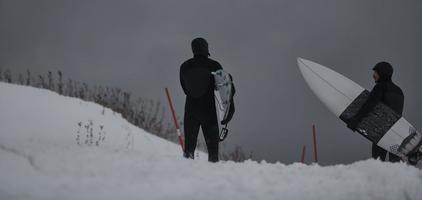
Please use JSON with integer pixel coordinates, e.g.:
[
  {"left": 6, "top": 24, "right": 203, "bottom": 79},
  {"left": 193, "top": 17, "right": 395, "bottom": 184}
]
[{"left": 347, "top": 118, "right": 359, "bottom": 131}]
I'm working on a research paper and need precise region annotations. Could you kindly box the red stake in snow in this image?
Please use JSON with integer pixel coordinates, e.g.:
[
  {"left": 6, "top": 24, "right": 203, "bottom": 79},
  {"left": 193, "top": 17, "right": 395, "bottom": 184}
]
[
  {"left": 301, "top": 145, "right": 306, "bottom": 163},
  {"left": 165, "top": 88, "right": 185, "bottom": 152},
  {"left": 312, "top": 124, "right": 318, "bottom": 163}
]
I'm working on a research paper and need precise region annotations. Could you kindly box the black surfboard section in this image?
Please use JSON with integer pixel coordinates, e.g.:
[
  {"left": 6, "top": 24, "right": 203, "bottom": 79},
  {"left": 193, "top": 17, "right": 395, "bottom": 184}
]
[{"left": 340, "top": 90, "right": 401, "bottom": 144}]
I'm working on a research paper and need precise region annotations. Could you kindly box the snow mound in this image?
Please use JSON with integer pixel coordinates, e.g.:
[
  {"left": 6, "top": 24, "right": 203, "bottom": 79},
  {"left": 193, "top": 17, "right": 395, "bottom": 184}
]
[{"left": 0, "top": 82, "right": 421, "bottom": 200}]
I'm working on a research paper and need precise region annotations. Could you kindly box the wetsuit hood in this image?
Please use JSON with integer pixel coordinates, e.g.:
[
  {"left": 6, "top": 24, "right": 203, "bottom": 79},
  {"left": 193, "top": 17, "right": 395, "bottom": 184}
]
[
  {"left": 373, "top": 61, "right": 393, "bottom": 82},
  {"left": 191, "top": 37, "right": 210, "bottom": 57}
]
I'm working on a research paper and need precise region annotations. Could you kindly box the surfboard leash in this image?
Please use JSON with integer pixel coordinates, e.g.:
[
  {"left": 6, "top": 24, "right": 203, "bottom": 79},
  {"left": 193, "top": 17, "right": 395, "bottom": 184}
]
[{"left": 219, "top": 124, "right": 229, "bottom": 142}]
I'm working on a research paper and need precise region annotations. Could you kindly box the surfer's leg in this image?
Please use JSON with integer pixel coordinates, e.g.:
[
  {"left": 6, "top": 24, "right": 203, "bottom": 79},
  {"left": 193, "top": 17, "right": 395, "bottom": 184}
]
[
  {"left": 202, "top": 124, "right": 219, "bottom": 162},
  {"left": 372, "top": 144, "right": 387, "bottom": 161},
  {"left": 197, "top": 105, "right": 220, "bottom": 162},
  {"left": 183, "top": 112, "right": 200, "bottom": 159},
  {"left": 388, "top": 153, "right": 401, "bottom": 163}
]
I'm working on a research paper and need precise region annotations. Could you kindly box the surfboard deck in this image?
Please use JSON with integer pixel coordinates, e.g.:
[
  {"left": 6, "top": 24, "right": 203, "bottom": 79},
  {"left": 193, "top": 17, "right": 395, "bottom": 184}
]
[
  {"left": 212, "top": 70, "right": 232, "bottom": 123},
  {"left": 297, "top": 58, "right": 421, "bottom": 162},
  {"left": 212, "top": 69, "right": 233, "bottom": 141},
  {"left": 340, "top": 90, "right": 402, "bottom": 145}
]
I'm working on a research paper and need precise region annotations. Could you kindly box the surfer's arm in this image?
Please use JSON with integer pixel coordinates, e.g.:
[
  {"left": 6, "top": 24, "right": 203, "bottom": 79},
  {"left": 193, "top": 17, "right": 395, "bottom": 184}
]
[
  {"left": 348, "top": 84, "right": 383, "bottom": 130},
  {"left": 180, "top": 78, "right": 187, "bottom": 95},
  {"left": 180, "top": 66, "right": 187, "bottom": 95},
  {"left": 356, "top": 84, "right": 383, "bottom": 119},
  {"left": 351, "top": 84, "right": 382, "bottom": 125},
  {"left": 213, "top": 60, "right": 223, "bottom": 71}
]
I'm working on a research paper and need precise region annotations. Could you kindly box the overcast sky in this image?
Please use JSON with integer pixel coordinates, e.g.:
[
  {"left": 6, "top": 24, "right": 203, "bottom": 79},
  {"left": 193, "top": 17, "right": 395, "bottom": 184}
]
[{"left": 1, "top": 0, "right": 421, "bottom": 165}]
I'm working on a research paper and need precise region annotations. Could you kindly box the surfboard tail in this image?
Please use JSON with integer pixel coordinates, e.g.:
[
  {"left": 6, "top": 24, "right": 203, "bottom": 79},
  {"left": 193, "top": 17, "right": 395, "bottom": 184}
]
[{"left": 398, "top": 128, "right": 422, "bottom": 155}]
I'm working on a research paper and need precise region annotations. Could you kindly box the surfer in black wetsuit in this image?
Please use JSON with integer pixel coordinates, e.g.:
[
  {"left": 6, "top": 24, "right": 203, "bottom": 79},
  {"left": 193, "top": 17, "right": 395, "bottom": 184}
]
[
  {"left": 179, "top": 38, "right": 223, "bottom": 162},
  {"left": 347, "top": 62, "right": 404, "bottom": 162}
]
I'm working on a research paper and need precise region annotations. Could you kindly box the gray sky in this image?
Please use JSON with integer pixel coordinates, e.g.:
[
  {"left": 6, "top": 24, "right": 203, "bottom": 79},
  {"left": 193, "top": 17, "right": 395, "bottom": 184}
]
[{"left": 1, "top": 0, "right": 421, "bottom": 165}]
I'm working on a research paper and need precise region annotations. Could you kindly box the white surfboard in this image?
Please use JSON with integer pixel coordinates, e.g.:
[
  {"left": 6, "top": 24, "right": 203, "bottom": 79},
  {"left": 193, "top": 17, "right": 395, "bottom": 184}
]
[
  {"left": 212, "top": 69, "right": 233, "bottom": 141},
  {"left": 297, "top": 57, "right": 421, "bottom": 161}
]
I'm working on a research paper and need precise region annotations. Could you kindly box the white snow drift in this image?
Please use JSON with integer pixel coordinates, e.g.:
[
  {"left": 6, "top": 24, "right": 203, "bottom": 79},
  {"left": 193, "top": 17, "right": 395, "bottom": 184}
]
[{"left": 0, "top": 82, "right": 421, "bottom": 200}]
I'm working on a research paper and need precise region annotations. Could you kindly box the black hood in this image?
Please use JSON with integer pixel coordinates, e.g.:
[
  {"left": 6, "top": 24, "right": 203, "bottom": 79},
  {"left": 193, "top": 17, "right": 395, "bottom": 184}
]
[
  {"left": 191, "top": 38, "right": 210, "bottom": 57},
  {"left": 373, "top": 61, "right": 393, "bottom": 82}
]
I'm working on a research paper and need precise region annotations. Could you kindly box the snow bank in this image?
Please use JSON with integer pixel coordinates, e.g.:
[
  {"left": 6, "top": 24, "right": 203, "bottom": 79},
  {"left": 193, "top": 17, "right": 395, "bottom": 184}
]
[{"left": 0, "top": 82, "right": 421, "bottom": 200}]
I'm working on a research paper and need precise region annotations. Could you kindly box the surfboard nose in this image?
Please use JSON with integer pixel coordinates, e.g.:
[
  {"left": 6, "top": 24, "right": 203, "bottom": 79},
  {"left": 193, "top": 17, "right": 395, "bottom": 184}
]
[
  {"left": 298, "top": 57, "right": 319, "bottom": 69},
  {"left": 296, "top": 57, "right": 365, "bottom": 117},
  {"left": 297, "top": 57, "right": 312, "bottom": 74},
  {"left": 297, "top": 57, "right": 305, "bottom": 67},
  {"left": 297, "top": 57, "right": 304, "bottom": 63},
  {"left": 297, "top": 57, "right": 312, "bottom": 83}
]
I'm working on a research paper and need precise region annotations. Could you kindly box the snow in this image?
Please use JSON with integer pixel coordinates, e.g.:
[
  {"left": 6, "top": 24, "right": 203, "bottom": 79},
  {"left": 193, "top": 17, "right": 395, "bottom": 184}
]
[{"left": 0, "top": 82, "right": 421, "bottom": 200}]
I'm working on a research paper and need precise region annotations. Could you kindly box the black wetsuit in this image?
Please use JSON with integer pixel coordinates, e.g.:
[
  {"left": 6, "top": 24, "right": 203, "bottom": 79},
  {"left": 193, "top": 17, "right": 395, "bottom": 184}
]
[
  {"left": 180, "top": 38, "right": 222, "bottom": 162},
  {"left": 348, "top": 62, "right": 404, "bottom": 162}
]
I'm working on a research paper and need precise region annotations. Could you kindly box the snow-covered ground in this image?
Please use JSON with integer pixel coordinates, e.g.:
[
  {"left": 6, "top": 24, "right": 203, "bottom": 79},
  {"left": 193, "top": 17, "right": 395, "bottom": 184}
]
[{"left": 0, "top": 82, "right": 421, "bottom": 200}]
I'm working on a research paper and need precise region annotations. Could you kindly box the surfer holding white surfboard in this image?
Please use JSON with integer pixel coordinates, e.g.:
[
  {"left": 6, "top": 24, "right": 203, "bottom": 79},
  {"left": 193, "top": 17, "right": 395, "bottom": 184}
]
[
  {"left": 298, "top": 58, "right": 422, "bottom": 165},
  {"left": 345, "top": 62, "right": 403, "bottom": 162},
  {"left": 180, "top": 38, "right": 235, "bottom": 162}
]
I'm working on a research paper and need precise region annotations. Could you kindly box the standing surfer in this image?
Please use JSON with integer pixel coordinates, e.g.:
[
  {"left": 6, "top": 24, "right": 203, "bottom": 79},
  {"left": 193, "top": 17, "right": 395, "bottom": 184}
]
[
  {"left": 179, "top": 38, "right": 224, "bottom": 162},
  {"left": 347, "top": 62, "right": 404, "bottom": 162}
]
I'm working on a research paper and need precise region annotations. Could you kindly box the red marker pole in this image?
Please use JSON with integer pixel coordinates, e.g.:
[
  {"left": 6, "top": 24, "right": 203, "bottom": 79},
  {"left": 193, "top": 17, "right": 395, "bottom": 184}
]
[
  {"left": 312, "top": 124, "right": 318, "bottom": 163},
  {"left": 165, "top": 88, "right": 184, "bottom": 152},
  {"left": 301, "top": 145, "right": 306, "bottom": 163}
]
